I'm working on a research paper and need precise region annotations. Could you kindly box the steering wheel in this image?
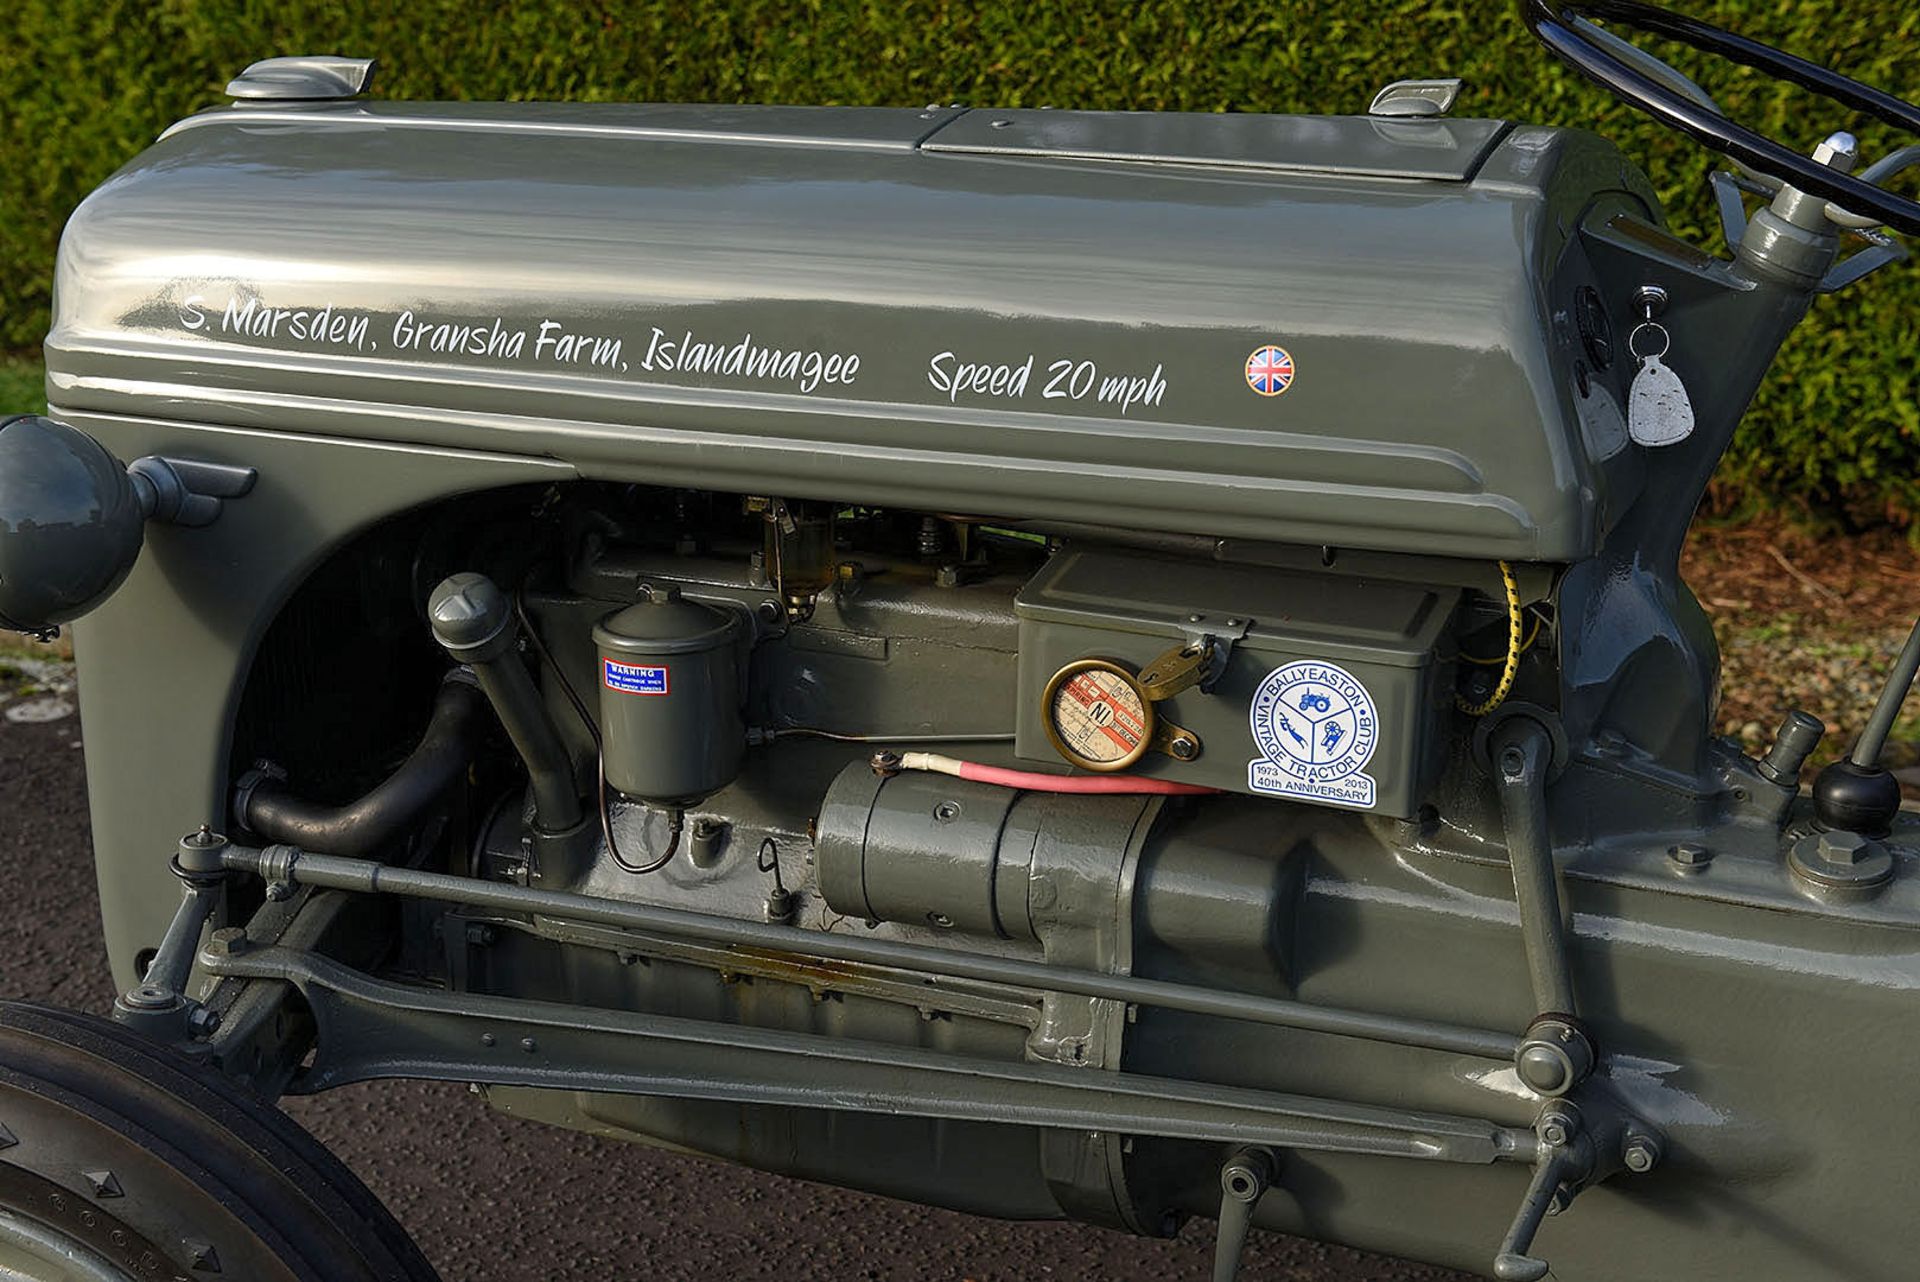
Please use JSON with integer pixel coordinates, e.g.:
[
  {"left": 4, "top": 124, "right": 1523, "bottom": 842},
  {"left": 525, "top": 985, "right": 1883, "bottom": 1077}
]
[{"left": 1525, "top": 0, "right": 1920, "bottom": 237}]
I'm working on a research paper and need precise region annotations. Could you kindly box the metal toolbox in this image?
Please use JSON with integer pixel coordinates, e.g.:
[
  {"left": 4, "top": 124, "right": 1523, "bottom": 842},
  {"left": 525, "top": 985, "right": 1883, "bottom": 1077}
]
[{"left": 1013, "top": 548, "right": 1460, "bottom": 817}]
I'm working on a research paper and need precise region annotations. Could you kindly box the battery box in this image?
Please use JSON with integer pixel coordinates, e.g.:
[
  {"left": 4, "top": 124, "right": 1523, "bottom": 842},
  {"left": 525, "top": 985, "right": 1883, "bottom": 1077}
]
[{"left": 1013, "top": 549, "right": 1461, "bottom": 818}]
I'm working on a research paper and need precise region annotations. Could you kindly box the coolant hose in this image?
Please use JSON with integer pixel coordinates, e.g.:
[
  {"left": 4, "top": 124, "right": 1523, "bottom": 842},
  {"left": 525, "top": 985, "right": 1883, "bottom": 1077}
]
[{"left": 235, "top": 675, "right": 486, "bottom": 857}]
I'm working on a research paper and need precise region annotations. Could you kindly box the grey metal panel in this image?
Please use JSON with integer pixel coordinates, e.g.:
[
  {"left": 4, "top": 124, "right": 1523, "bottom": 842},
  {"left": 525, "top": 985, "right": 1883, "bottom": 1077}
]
[
  {"left": 46, "top": 103, "right": 1652, "bottom": 561},
  {"left": 921, "top": 109, "right": 1510, "bottom": 181},
  {"left": 64, "top": 411, "right": 573, "bottom": 989},
  {"left": 1017, "top": 548, "right": 1456, "bottom": 666},
  {"left": 162, "top": 100, "right": 965, "bottom": 150}
]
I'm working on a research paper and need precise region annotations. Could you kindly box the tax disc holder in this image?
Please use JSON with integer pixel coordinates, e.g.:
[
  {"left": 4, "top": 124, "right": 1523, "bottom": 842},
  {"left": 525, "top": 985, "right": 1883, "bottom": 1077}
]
[{"left": 1012, "top": 547, "right": 1460, "bottom": 816}]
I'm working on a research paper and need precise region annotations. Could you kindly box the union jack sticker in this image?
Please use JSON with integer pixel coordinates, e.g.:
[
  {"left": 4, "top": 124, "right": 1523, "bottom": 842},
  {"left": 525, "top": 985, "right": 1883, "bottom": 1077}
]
[{"left": 1245, "top": 345, "right": 1296, "bottom": 397}]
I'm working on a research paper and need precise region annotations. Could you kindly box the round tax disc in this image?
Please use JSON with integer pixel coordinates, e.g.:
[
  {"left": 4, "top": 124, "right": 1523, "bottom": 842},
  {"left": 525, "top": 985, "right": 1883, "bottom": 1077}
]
[{"left": 1041, "top": 658, "right": 1154, "bottom": 772}]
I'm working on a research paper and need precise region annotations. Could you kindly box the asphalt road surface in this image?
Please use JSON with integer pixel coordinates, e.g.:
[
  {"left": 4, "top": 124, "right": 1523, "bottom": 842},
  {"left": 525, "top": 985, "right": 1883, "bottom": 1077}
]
[{"left": 0, "top": 708, "right": 1473, "bottom": 1282}]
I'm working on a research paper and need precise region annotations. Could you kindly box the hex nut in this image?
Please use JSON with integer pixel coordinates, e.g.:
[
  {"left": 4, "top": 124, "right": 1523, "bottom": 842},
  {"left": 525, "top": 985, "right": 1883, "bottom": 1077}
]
[
  {"left": 205, "top": 927, "right": 248, "bottom": 958},
  {"left": 1813, "top": 131, "right": 1860, "bottom": 169},
  {"left": 1623, "top": 1136, "right": 1660, "bottom": 1174}
]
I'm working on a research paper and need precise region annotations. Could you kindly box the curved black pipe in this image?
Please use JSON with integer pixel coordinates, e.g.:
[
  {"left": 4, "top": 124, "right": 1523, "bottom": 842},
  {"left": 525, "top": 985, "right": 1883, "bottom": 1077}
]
[{"left": 236, "top": 676, "right": 486, "bottom": 857}]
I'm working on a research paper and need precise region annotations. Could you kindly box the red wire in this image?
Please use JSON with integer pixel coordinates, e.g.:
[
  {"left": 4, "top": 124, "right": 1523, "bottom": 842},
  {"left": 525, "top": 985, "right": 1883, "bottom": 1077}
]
[{"left": 951, "top": 760, "right": 1220, "bottom": 796}]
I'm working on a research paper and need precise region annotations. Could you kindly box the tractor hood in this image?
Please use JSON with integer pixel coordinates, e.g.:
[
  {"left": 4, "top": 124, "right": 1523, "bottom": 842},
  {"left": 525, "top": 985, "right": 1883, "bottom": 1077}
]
[{"left": 46, "top": 100, "right": 1659, "bottom": 560}]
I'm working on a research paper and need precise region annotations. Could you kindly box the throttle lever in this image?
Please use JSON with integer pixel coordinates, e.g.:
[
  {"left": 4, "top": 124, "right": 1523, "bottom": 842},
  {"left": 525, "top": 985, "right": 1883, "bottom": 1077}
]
[{"left": 1494, "top": 1106, "right": 1591, "bottom": 1282}]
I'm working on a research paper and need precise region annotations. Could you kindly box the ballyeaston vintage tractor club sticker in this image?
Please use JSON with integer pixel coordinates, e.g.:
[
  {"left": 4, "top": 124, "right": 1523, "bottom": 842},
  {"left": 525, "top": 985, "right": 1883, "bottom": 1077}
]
[{"left": 1248, "top": 660, "right": 1377, "bottom": 808}]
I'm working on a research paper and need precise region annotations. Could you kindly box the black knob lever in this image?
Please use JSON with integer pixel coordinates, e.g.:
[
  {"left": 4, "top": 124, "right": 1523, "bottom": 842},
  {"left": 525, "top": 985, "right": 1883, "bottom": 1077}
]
[{"left": 1812, "top": 613, "right": 1920, "bottom": 838}]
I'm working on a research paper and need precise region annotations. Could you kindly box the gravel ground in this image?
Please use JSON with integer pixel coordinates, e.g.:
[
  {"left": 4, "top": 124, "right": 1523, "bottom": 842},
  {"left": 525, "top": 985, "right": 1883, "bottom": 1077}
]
[
  {"left": 0, "top": 699, "right": 1466, "bottom": 1282},
  {"left": 1681, "top": 515, "right": 1920, "bottom": 780}
]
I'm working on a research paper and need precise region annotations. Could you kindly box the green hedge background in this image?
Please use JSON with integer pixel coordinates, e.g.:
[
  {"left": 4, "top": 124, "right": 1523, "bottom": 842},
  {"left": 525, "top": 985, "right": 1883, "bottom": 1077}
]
[{"left": 2, "top": 1, "right": 1916, "bottom": 524}]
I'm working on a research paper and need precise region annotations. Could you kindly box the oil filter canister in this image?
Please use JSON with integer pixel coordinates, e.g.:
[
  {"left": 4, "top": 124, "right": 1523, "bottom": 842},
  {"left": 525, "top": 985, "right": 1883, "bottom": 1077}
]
[{"left": 592, "top": 585, "right": 745, "bottom": 803}]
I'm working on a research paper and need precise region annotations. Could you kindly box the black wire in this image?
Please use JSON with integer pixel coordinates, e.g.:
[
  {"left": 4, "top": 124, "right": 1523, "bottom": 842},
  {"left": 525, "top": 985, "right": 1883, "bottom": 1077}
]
[
  {"left": 756, "top": 836, "right": 785, "bottom": 893},
  {"left": 514, "top": 589, "right": 599, "bottom": 746},
  {"left": 604, "top": 776, "right": 682, "bottom": 875}
]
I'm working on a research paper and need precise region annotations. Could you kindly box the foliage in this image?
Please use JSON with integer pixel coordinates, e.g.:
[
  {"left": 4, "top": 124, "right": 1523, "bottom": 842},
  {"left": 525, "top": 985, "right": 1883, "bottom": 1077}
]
[
  {"left": 1, "top": 1, "right": 1915, "bottom": 522},
  {"left": 0, "top": 358, "right": 46, "bottom": 418}
]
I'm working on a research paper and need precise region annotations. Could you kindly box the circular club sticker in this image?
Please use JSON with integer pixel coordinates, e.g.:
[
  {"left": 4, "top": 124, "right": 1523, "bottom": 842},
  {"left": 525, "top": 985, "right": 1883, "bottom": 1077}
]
[
  {"left": 1245, "top": 345, "right": 1295, "bottom": 397},
  {"left": 1247, "top": 660, "right": 1378, "bottom": 809}
]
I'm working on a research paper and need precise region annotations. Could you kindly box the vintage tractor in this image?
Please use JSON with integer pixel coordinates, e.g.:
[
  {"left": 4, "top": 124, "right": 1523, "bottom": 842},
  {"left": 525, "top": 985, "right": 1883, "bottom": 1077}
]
[{"left": 1, "top": 2, "right": 1917, "bottom": 1278}]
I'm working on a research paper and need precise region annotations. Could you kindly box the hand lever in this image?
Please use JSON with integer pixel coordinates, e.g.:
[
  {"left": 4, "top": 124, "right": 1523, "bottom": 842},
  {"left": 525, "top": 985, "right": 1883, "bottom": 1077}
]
[
  {"left": 1494, "top": 1107, "right": 1589, "bottom": 1282},
  {"left": 1809, "top": 612, "right": 1919, "bottom": 839},
  {"left": 1212, "top": 1147, "right": 1276, "bottom": 1282}
]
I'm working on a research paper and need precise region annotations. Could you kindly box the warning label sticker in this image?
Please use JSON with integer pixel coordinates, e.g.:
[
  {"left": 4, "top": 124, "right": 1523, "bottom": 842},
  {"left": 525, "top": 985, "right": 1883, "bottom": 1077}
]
[{"left": 604, "top": 658, "right": 669, "bottom": 696}]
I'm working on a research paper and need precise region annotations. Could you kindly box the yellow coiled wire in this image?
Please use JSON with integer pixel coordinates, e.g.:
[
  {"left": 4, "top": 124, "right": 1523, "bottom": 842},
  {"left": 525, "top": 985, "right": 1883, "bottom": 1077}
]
[{"left": 1456, "top": 560, "right": 1523, "bottom": 716}]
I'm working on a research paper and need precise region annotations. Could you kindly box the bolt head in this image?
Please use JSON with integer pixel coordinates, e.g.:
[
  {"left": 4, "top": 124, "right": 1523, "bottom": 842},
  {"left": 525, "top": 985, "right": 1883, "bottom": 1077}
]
[
  {"left": 1668, "top": 841, "right": 1712, "bottom": 871},
  {"left": 205, "top": 927, "right": 248, "bottom": 957},
  {"left": 1623, "top": 1137, "right": 1659, "bottom": 1173},
  {"left": 1817, "top": 828, "right": 1870, "bottom": 866},
  {"left": 1539, "top": 1117, "right": 1571, "bottom": 1148}
]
